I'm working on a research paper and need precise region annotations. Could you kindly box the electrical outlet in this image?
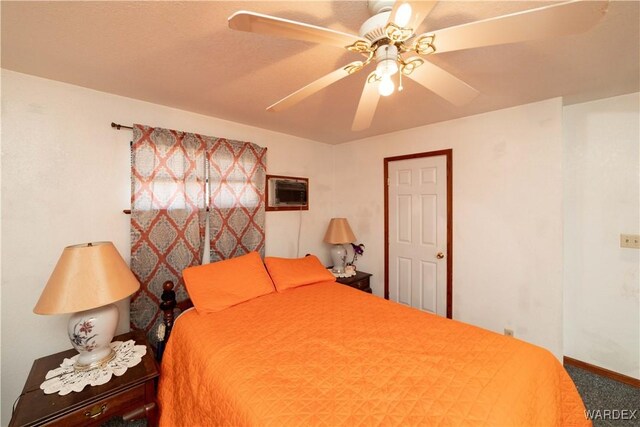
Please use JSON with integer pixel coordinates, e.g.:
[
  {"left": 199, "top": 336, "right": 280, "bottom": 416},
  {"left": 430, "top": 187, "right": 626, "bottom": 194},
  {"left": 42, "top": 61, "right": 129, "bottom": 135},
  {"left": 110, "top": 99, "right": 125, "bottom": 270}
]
[
  {"left": 620, "top": 234, "right": 640, "bottom": 249},
  {"left": 504, "top": 328, "right": 514, "bottom": 337}
]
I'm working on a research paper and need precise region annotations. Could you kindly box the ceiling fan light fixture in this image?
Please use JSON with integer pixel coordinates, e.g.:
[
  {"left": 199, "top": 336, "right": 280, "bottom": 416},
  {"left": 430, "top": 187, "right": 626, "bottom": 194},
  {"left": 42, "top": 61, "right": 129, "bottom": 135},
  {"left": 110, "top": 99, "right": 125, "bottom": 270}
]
[
  {"left": 376, "top": 58, "right": 398, "bottom": 78},
  {"left": 375, "top": 44, "right": 399, "bottom": 77},
  {"left": 227, "top": 0, "right": 609, "bottom": 131},
  {"left": 375, "top": 44, "right": 398, "bottom": 96},
  {"left": 394, "top": 3, "right": 413, "bottom": 28}
]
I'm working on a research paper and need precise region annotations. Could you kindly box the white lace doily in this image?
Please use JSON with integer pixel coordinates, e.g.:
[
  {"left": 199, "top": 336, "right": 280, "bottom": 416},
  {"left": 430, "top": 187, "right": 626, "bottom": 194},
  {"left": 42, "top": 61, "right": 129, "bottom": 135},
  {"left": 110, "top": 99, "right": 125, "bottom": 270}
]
[
  {"left": 40, "top": 340, "right": 147, "bottom": 395},
  {"left": 328, "top": 268, "right": 357, "bottom": 278}
]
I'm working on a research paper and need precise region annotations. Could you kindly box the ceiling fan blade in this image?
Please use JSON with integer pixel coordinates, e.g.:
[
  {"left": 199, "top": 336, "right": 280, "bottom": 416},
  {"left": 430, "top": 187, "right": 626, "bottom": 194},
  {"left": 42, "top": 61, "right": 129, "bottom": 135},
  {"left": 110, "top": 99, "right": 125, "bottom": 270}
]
[
  {"left": 406, "top": 61, "right": 479, "bottom": 106},
  {"left": 229, "top": 11, "right": 368, "bottom": 50},
  {"left": 432, "top": 0, "right": 608, "bottom": 54},
  {"left": 352, "top": 72, "right": 381, "bottom": 131},
  {"left": 388, "top": 1, "right": 437, "bottom": 33},
  {"left": 267, "top": 62, "right": 364, "bottom": 112}
]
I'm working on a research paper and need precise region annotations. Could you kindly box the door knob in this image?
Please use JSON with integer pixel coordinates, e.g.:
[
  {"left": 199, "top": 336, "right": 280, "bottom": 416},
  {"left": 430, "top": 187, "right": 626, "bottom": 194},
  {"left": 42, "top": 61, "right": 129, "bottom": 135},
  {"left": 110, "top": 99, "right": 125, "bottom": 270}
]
[{"left": 436, "top": 252, "right": 445, "bottom": 259}]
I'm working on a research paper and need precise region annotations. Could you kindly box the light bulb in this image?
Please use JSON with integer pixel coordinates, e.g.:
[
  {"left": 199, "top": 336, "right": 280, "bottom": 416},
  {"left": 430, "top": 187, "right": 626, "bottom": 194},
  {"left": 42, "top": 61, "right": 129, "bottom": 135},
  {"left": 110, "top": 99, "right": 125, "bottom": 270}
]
[
  {"left": 378, "top": 75, "right": 395, "bottom": 97},
  {"left": 395, "top": 3, "right": 413, "bottom": 28}
]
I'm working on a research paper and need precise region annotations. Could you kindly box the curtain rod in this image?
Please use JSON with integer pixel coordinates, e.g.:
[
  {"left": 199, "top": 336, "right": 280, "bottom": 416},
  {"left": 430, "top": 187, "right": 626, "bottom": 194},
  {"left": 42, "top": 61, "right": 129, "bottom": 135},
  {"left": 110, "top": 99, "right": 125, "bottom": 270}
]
[
  {"left": 111, "top": 122, "right": 133, "bottom": 130},
  {"left": 122, "top": 208, "right": 210, "bottom": 215}
]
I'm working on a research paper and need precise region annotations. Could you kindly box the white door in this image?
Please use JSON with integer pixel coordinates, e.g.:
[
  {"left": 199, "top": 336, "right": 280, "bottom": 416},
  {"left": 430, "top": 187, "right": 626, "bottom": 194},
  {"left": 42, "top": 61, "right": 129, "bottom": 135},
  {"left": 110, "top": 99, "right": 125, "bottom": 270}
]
[{"left": 388, "top": 155, "right": 448, "bottom": 316}]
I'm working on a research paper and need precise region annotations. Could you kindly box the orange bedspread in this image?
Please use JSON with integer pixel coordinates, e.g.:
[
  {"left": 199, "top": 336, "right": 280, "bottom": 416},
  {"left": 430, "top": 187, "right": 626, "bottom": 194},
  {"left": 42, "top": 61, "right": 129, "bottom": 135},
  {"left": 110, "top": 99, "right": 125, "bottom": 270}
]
[{"left": 158, "top": 282, "right": 589, "bottom": 426}]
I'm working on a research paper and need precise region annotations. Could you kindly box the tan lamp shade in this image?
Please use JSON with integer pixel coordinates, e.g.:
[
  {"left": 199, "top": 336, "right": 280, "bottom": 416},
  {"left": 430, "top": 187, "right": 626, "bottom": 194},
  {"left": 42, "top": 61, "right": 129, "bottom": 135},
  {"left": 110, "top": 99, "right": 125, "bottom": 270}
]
[
  {"left": 34, "top": 242, "right": 140, "bottom": 315},
  {"left": 323, "top": 218, "right": 356, "bottom": 244}
]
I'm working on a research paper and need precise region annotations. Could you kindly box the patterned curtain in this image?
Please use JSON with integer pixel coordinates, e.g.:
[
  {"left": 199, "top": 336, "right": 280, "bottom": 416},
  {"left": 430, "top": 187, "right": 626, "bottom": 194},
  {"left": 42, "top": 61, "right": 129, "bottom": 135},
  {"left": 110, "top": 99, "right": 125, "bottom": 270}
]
[
  {"left": 208, "top": 138, "right": 267, "bottom": 262},
  {"left": 130, "top": 124, "right": 209, "bottom": 344}
]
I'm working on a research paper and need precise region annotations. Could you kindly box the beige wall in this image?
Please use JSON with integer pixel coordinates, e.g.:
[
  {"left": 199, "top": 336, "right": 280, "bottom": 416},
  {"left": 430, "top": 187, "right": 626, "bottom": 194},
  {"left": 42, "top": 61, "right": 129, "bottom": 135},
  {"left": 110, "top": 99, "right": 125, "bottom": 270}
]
[
  {"left": 1, "top": 68, "right": 638, "bottom": 426},
  {"left": 563, "top": 92, "right": 640, "bottom": 379},
  {"left": 333, "top": 98, "right": 566, "bottom": 360},
  {"left": 0, "top": 70, "right": 334, "bottom": 425}
]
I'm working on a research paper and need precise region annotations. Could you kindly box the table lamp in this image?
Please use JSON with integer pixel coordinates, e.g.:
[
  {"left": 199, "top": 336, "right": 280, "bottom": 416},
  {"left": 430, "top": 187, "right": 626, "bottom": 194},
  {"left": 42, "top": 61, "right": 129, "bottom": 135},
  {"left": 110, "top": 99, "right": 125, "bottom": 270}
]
[
  {"left": 323, "top": 218, "right": 356, "bottom": 274},
  {"left": 34, "top": 242, "right": 140, "bottom": 371}
]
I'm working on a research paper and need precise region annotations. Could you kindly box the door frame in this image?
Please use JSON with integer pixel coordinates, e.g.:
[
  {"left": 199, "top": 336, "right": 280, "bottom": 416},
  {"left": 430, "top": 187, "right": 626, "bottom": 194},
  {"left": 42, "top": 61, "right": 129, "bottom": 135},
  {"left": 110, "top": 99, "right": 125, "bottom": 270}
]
[{"left": 384, "top": 149, "right": 453, "bottom": 319}]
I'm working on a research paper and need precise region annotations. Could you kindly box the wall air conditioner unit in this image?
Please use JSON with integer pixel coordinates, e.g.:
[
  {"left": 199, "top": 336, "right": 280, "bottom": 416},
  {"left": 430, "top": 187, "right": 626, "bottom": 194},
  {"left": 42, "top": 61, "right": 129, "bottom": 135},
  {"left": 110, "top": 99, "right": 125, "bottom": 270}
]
[{"left": 266, "top": 175, "right": 309, "bottom": 211}]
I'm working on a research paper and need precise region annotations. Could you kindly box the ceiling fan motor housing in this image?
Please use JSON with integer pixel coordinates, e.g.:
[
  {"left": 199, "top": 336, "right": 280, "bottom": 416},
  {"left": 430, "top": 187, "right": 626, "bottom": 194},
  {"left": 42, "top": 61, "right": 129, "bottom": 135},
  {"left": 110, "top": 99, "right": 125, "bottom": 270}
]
[
  {"left": 367, "top": 0, "right": 394, "bottom": 16},
  {"left": 359, "top": 11, "right": 392, "bottom": 43}
]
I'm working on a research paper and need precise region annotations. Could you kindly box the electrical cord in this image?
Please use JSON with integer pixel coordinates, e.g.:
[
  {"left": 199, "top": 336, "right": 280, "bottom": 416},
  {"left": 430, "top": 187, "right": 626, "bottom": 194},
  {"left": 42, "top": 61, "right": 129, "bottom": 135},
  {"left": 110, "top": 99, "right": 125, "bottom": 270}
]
[
  {"left": 296, "top": 204, "right": 303, "bottom": 257},
  {"left": 13, "top": 392, "right": 25, "bottom": 415}
]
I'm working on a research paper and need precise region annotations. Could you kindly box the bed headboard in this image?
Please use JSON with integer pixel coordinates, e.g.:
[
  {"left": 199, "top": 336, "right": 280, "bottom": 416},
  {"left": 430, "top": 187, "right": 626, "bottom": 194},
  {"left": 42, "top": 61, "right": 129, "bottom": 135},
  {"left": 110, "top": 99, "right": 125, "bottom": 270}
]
[{"left": 156, "top": 281, "right": 193, "bottom": 361}]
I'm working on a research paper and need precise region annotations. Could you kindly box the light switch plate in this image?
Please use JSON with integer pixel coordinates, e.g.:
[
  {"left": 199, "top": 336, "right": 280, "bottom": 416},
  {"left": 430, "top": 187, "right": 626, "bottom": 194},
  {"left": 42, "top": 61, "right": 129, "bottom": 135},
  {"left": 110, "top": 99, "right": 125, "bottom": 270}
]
[{"left": 620, "top": 234, "right": 640, "bottom": 249}]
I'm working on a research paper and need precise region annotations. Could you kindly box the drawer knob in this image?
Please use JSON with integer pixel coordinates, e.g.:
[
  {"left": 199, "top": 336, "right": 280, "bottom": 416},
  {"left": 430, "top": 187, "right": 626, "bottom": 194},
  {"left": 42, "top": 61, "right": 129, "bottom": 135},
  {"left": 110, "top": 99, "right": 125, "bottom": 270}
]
[{"left": 85, "top": 404, "right": 107, "bottom": 419}]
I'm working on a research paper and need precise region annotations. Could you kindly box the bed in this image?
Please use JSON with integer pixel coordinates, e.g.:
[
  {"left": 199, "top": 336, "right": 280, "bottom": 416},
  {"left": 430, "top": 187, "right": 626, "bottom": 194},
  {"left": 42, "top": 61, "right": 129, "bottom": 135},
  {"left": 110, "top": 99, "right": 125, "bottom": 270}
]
[{"left": 156, "top": 254, "right": 589, "bottom": 426}]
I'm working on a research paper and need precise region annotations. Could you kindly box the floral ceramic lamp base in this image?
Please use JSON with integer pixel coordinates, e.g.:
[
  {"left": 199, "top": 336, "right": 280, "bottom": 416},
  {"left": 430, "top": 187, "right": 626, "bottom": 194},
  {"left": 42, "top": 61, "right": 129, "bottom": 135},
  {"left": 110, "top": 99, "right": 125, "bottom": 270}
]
[
  {"left": 330, "top": 244, "right": 347, "bottom": 274},
  {"left": 68, "top": 304, "right": 118, "bottom": 371}
]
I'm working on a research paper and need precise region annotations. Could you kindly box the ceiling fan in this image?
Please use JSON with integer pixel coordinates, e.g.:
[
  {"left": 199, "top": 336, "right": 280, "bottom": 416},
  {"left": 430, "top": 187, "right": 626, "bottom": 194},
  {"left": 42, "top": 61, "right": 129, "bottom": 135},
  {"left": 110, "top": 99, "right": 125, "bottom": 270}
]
[{"left": 228, "top": 0, "right": 608, "bottom": 131}]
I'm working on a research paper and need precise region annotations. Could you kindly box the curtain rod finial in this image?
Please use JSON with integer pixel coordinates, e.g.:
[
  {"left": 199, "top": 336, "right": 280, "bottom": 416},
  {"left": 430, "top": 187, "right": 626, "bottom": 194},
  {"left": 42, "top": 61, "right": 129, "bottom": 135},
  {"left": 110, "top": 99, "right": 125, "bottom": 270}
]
[{"left": 111, "top": 122, "right": 133, "bottom": 130}]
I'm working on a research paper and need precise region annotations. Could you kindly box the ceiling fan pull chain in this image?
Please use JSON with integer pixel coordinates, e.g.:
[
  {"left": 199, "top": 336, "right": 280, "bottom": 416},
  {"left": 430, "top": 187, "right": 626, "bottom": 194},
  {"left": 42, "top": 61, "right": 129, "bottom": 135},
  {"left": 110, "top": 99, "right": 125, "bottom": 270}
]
[{"left": 398, "top": 70, "right": 403, "bottom": 92}]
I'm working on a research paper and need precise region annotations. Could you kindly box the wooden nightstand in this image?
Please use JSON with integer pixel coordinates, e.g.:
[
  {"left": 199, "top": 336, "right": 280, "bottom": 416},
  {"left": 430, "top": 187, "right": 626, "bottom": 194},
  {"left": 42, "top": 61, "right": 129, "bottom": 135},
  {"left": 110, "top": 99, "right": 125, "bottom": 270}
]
[
  {"left": 336, "top": 270, "right": 372, "bottom": 293},
  {"left": 9, "top": 330, "right": 159, "bottom": 427}
]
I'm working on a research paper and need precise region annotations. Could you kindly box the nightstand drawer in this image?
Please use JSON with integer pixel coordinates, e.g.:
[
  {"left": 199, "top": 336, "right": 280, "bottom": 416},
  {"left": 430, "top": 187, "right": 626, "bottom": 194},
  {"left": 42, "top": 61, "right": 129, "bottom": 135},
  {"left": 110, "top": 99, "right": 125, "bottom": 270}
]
[
  {"left": 350, "top": 278, "right": 370, "bottom": 291},
  {"left": 45, "top": 384, "right": 146, "bottom": 426},
  {"left": 335, "top": 271, "right": 372, "bottom": 294},
  {"left": 45, "top": 384, "right": 145, "bottom": 426}
]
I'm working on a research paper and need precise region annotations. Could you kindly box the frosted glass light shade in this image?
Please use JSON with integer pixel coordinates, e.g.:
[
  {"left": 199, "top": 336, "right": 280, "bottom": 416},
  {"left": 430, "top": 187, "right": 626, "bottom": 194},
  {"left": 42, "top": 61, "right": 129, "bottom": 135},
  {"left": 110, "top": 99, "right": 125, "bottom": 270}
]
[
  {"left": 378, "top": 75, "right": 395, "bottom": 96},
  {"left": 395, "top": 3, "right": 413, "bottom": 28}
]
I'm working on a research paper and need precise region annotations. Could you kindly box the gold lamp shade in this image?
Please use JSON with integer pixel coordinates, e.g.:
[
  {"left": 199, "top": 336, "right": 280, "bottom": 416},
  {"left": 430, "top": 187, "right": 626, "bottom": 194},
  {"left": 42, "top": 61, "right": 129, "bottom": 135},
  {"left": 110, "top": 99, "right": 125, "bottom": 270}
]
[
  {"left": 34, "top": 242, "right": 140, "bottom": 315},
  {"left": 323, "top": 218, "right": 356, "bottom": 244}
]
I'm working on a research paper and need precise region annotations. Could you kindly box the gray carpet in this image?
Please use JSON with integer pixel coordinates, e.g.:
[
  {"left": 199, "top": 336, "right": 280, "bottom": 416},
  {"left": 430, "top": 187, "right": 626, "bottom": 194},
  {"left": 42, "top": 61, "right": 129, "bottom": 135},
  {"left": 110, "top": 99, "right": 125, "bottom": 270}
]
[
  {"left": 101, "top": 417, "right": 146, "bottom": 427},
  {"left": 102, "top": 365, "right": 639, "bottom": 426},
  {"left": 566, "top": 365, "right": 640, "bottom": 426}
]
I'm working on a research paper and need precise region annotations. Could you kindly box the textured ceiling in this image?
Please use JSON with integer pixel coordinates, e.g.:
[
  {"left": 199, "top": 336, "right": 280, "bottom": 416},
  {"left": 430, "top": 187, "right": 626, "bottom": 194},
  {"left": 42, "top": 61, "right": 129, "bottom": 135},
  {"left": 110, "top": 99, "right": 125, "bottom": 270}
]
[{"left": 2, "top": 1, "right": 638, "bottom": 144}]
